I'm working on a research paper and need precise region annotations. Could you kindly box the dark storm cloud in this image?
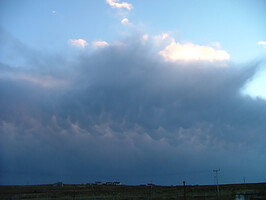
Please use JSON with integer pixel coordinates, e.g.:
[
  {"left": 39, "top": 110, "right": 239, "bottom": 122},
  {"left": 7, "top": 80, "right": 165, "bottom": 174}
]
[{"left": 0, "top": 33, "right": 266, "bottom": 185}]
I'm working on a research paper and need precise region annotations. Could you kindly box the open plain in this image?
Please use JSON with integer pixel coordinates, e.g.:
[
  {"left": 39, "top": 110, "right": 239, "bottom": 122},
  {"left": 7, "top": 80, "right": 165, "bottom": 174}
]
[{"left": 1, "top": 182, "right": 266, "bottom": 200}]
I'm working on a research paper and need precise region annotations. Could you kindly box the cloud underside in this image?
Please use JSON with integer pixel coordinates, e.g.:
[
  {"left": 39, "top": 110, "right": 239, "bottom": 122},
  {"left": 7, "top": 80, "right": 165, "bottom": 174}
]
[
  {"left": 0, "top": 33, "right": 265, "bottom": 185},
  {"left": 160, "top": 41, "right": 230, "bottom": 61},
  {"left": 106, "top": 0, "right": 133, "bottom": 10}
]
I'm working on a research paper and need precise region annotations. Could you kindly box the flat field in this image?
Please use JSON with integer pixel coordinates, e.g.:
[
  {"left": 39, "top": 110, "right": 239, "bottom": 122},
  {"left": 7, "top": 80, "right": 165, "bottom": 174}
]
[{"left": 1, "top": 182, "right": 266, "bottom": 200}]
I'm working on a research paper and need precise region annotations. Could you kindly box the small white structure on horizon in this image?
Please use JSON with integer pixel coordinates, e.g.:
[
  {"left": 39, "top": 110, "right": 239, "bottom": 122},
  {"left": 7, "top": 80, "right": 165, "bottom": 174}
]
[
  {"left": 235, "top": 191, "right": 259, "bottom": 200},
  {"left": 95, "top": 181, "right": 103, "bottom": 185},
  {"left": 53, "top": 182, "right": 63, "bottom": 187},
  {"left": 105, "top": 181, "right": 121, "bottom": 186}
]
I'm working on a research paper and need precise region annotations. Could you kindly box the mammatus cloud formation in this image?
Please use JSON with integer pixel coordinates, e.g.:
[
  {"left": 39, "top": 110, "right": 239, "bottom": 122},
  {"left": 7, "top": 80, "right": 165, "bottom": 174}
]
[
  {"left": 0, "top": 32, "right": 266, "bottom": 185},
  {"left": 93, "top": 40, "right": 109, "bottom": 48},
  {"left": 69, "top": 38, "right": 88, "bottom": 48},
  {"left": 159, "top": 41, "right": 231, "bottom": 62},
  {"left": 258, "top": 41, "right": 266, "bottom": 48},
  {"left": 106, "top": 0, "right": 133, "bottom": 10}
]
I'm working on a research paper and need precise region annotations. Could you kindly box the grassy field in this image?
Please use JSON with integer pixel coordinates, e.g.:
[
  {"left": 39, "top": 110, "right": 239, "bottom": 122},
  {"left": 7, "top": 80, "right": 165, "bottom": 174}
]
[{"left": 1, "top": 182, "right": 266, "bottom": 199}]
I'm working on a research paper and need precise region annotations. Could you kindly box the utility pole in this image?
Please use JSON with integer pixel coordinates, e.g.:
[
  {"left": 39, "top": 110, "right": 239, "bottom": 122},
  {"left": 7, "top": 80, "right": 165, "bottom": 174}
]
[
  {"left": 243, "top": 176, "right": 247, "bottom": 190},
  {"left": 183, "top": 181, "right": 186, "bottom": 200},
  {"left": 149, "top": 184, "right": 152, "bottom": 200},
  {"left": 213, "top": 169, "right": 220, "bottom": 199}
]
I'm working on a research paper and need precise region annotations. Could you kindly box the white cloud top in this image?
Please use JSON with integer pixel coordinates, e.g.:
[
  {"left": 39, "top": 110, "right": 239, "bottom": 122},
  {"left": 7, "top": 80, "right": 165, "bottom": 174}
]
[
  {"left": 69, "top": 39, "right": 88, "bottom": 48},
  {"left": 93, "top": 41, "right": 109, "bottom": 48},
  {"left": 159, "top": 41, "right": 230, "bottom": 62},
  {"left": 258, "top": 41, "right": 266, "bottom": 48},
  {"left": 106, "top": 0, "right": 133, "bottom": 10}
]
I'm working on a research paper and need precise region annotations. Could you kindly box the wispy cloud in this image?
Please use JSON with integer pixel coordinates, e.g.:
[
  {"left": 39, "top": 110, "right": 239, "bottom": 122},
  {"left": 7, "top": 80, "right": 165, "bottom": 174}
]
[
  {"left": 121, "top": 18, "right": 130, "bottom": 25},
  {"left": 154, "top": 33, "right": 170, "bottom": 41},
  {"left": 142, "top": 34, "right": 149, "bottom": 41},
  {"left": 141, "top": 34, "right": 149, "bottom": 43},
  {"left": 16, "top": 74, "right": 66, "bottom": 87},
  {"left": 0, "top": 72, "right": 67, "bottom": 87},
  {"left": 210, "top": 41, "right": 221, "bottom": 49},
  {"left": 93, "top": 40, "right": 109, "bottom": 48},
  {"left": 258, "top": 41, "right": 266, "bottom": 48},
  {"left": 69, "top": 39, "right": 88, "bottom": 48},
  {"left": 159, "top": 41, "right": 230, "bottom": 62},
  {"left": 153, "top": 33, "right": 174, "bottom": 47},
  {"left": 106, "top": 0, "right": 133, "bottom": 10}
]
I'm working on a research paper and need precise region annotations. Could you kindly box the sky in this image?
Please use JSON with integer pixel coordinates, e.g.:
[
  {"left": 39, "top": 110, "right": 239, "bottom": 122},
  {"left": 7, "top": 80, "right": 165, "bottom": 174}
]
[{"left": 0, "top": 0, "right": 266, "bottom": 185}]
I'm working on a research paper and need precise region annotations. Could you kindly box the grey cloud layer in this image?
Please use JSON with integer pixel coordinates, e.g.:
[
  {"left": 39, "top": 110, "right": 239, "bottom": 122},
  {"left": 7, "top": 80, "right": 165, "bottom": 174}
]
[{"left": 0, "top": 35, "right": 266, "bottom": 185}]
